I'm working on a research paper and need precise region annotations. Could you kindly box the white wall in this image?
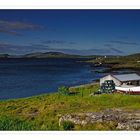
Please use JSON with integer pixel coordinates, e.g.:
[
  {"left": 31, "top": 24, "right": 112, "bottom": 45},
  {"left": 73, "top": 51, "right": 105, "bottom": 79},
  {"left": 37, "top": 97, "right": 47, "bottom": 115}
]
[{"left": 100, "top": 75, "right": 121, "bottom": 86}]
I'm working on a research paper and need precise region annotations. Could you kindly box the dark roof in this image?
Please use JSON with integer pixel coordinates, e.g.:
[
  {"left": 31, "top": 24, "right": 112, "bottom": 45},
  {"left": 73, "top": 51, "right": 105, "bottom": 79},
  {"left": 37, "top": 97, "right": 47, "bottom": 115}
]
[{"left": 113, "top": 73, "right": 140, "bottom": 82}]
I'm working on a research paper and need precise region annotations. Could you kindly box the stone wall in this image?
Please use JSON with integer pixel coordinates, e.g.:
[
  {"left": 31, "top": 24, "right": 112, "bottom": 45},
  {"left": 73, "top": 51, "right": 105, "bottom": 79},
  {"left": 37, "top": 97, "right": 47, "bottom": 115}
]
[{"left": 59, "top": 109, "right": 140, "bottom": 130}]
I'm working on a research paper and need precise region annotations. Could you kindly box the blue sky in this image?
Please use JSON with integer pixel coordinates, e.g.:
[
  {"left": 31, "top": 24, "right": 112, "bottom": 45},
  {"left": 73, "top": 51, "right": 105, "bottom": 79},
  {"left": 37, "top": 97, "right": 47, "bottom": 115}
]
[{"left": 0, "top": 10, "right": 140, "bottom": 55}]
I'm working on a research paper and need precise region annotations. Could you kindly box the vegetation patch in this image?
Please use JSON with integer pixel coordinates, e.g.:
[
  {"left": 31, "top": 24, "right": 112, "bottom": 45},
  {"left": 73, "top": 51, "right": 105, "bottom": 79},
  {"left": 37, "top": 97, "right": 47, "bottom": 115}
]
[
  {"left": 0, "top": 115, "right": 35, "bottom": 130},
  {"left": 61, "top": 121, "right": 75, "bottom": 130}
]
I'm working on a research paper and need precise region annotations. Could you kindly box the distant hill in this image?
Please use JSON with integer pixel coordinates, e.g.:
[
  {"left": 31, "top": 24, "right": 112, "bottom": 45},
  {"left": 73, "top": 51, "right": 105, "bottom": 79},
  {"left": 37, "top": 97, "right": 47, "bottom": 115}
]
[
  {"left": 0, "top": 52, "right": 97, "bottom": 59},
  {"left": 1, "top": 52, "right": 140, "bottom": 59},
  {"left": 23, "top": 52, "right": 84, "bottom": 58},
  {"left": 0, "top": 54, "right": 21, "bottom": 58},
  {"left": 0, "top": 54, "right": 10, "bottom": 58},
  {"left": 127, "top": 53, "right": 140, "bottom": 58}
]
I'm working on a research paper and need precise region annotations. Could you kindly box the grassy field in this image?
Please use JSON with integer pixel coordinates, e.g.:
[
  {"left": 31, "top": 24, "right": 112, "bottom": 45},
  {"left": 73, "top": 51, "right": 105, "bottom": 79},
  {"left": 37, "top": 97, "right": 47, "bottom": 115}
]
[{"left": 1, "top": 83, "right": 140, "bottom": 130}]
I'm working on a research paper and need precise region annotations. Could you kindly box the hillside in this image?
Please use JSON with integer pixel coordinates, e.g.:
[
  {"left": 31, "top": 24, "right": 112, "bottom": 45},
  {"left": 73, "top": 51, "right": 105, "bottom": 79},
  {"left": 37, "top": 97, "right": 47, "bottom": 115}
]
[
  {"left": 23, "top": 52, "right": 84, "bottom": 58},
  {"left": 0, "top": 84, "right": 140, "bottom": 130}
]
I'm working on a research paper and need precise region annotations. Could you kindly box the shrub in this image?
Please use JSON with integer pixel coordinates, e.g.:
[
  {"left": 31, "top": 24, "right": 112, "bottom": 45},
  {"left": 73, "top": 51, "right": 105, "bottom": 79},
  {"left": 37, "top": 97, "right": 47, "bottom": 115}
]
[
  {"left": 58, "top": 86, "right": 69, "bottom": 95},
  {"left": 62, "top": 121, "right": 74, "bottom": 130}
]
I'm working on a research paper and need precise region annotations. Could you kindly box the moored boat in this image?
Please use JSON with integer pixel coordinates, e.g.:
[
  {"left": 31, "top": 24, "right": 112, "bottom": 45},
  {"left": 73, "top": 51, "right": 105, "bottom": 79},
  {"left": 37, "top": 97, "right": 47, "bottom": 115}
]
[{"left": 115, "top": 86, "right": 140, "bottom": 94}]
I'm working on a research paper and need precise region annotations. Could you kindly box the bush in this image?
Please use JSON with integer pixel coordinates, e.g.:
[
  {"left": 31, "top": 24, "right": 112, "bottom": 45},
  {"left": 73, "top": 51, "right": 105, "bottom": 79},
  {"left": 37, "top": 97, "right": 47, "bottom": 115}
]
[
  {"left": 58, "top": 86, "right": 69, "bottom": 95},
  {"left": 62, "top": 121, "right": 74, "bottom": 130}
]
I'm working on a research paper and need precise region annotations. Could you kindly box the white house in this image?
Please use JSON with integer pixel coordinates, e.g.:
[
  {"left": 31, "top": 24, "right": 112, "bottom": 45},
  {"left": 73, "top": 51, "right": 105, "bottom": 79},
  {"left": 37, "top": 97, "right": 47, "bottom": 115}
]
[{"left": 100, "top": 73, "right": 140, "bottom": 87}]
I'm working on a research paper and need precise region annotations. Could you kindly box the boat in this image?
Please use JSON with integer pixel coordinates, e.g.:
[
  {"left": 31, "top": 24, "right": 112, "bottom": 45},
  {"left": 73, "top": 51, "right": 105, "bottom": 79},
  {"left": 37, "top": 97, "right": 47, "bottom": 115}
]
[{"left": 115, "top": 86, "right": 140, "bottom": 94}]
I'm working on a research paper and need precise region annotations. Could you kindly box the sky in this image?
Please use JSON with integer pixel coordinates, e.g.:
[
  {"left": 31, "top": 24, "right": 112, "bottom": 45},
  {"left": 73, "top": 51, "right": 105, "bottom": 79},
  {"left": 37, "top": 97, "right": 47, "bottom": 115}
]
[{"left": 0, "top": 10, "right": 140, "bottom": 55}]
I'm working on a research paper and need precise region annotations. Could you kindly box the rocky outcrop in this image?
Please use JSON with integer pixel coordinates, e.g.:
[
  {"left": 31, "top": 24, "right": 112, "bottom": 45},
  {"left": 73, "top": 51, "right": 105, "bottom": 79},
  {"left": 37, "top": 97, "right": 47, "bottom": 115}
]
[{"left": 59, "top": 109, "right": 140, "bottom": 130}]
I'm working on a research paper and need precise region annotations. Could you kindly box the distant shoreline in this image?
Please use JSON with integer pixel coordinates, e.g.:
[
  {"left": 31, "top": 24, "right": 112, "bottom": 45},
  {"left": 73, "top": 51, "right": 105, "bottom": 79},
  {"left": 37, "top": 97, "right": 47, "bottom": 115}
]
[{"left": 83, "top": 56, "right": 140, "bottom": 74}]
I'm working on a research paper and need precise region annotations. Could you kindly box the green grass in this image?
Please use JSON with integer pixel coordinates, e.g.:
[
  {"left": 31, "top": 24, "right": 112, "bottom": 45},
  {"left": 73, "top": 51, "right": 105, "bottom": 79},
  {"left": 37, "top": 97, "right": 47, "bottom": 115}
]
[
  {"left": 0, "top": 84, "right": 140, "bottom": 130},
  {"left": 0, "top": 115, "right": 35, "bottom": 130}
]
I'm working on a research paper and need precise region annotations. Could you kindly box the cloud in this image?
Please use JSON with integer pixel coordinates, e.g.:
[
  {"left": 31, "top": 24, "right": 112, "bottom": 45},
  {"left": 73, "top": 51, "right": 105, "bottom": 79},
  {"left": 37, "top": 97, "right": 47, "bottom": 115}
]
[
  {"left": 109, "top": 40, "right": 138, "bottom": 46},
  {"left": 0, "top": 20, "right": 43, "bottom": 36},
  {"left": 83, "top": 47, "right": 123, "bottom": 55},
  {"left": 104, "top": 44, "right": 113, "bottom": 47},
  {"left": 42, "top": 40, "right": 77, "bottom": 45},
  {"left": 0, "top": 28, "right": 20, "bottom": 36},
  {"left": 109, "top": 47, "right": 124, "bottom": 54},
  {"left": 47, "top": 47, "right": 124, "bottom": 56},
  {"left": 30, "top": 43, "right": 49, "bottom": 48},
  {"left": 43, "top": 40, "right": 66, "bottom": 45},
  {"left": 0, "top": 41, "right": 50, "bottom": 54},
  {"left": 117, "top": 36, "right": 129, "bottom": 39},
  {"left": 69, "top": 42, "right": 77, "bottom": 45}
]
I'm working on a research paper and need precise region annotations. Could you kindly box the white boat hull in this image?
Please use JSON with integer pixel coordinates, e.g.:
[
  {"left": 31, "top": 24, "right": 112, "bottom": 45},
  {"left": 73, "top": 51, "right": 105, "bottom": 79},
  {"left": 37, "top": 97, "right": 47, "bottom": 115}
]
[{"left": 116, "top": 86, "right": 140, "bottom": 94}]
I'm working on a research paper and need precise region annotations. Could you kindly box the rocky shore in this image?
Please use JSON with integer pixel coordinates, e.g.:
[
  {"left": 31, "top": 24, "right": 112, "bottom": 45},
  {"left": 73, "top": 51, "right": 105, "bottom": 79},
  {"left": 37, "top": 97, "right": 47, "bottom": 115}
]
[{"left": 59, "top": 109, "right": 140, "bottom": 130}]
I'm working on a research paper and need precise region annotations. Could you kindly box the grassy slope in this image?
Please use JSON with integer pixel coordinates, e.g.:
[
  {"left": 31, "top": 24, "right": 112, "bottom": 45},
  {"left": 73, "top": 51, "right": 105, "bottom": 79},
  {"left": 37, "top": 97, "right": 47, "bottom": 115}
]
[{"left": 1, "top": 84, "right": 140, "bottom": 130}]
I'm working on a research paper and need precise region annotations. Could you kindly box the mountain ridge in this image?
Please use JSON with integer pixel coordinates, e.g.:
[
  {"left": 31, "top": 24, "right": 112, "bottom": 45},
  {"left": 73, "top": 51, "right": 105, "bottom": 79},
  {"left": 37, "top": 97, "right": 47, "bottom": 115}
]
[{"left": 0, "top": 51, "right": 140, "bottom": 59}]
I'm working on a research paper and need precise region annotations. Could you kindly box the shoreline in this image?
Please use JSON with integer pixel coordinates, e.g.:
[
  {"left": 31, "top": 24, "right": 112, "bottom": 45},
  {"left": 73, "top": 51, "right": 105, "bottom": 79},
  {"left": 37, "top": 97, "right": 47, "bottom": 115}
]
[
  {"left": 0, "top": 81, "right": 99, "bottom": 101},
  {"left": 85, "top": 60, "right": 140, "bottom": 74}
]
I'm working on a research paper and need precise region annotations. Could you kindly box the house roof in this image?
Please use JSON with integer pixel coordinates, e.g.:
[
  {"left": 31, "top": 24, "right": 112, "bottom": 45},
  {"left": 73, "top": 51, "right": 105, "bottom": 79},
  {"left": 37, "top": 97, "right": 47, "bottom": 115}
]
[{"left": 113, "top": 73, "right": 140, "bottom": 82}]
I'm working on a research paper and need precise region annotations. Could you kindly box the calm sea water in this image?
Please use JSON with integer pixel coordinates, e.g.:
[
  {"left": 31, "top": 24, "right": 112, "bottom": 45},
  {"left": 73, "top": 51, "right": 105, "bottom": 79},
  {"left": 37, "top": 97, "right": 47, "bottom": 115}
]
[{"left": 0, "top": 58, "right": 105, "bottom": 100}]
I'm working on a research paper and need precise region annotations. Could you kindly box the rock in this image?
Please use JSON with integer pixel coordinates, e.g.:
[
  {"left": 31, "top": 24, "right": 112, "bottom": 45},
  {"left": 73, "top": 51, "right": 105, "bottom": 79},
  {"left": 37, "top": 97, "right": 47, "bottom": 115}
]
[
  {"left": 89, "top": 93, "right": 95, "bottom": 96},
  {"left": 117, "top": 123, "right": 131, "bottom": 130},
  {"left": 59, "top": 109, "right": 140, "bottom": 130},
  {"left": 117, "top": 120, "right": 140, "bottom": 130}
]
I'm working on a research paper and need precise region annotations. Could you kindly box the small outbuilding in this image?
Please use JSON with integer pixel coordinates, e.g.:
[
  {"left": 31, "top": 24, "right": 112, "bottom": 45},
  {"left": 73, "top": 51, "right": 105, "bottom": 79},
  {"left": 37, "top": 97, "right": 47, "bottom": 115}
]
[{"left": 100, "top": 73, "right": 140, "bottom": 87}]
